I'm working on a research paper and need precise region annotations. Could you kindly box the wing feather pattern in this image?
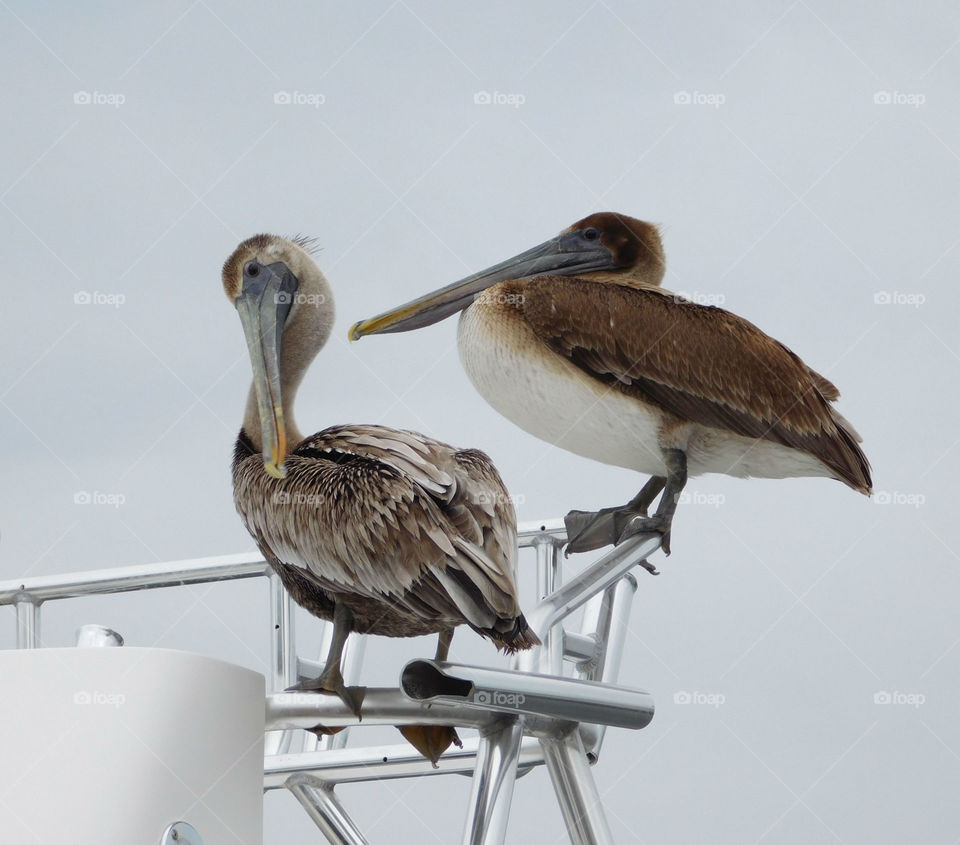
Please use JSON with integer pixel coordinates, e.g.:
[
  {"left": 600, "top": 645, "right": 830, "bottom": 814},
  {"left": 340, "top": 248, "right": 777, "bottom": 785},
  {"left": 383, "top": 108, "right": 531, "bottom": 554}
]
[
  {"left": 233, "top": 424, "right": 537, "bottom": 648},
  {"left": 520, "top": 277, "right": 871, "bottom": 492}
]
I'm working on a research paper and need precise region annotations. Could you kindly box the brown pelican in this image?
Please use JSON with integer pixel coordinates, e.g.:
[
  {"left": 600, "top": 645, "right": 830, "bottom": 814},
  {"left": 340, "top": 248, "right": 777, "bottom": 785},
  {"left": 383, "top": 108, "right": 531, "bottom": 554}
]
[
  {"left": 223, "top": 234, "right": 538, "bottom": 763},
  {"left": 349, "top": 212, "right": 872, "bottom": 555}
]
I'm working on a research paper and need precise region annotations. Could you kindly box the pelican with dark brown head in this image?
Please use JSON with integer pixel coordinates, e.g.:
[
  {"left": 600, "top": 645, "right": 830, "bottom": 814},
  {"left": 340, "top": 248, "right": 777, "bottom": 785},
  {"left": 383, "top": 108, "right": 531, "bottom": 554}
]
[
  {"left": 349, "top": 212, "right": 872, "bottom": 557},
  {"left": 223, "top": 234, "right": 538, "bottom": 763}
]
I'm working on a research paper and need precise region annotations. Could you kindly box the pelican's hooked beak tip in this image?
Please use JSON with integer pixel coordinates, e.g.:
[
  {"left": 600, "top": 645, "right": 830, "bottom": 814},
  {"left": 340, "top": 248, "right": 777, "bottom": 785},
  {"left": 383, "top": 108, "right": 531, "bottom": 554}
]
[
  {"left": 264, "top": 460, "right": 287, "bottom": 480},
  {"left": 347, "top": 321, "right": 364, "bottom": 342}
]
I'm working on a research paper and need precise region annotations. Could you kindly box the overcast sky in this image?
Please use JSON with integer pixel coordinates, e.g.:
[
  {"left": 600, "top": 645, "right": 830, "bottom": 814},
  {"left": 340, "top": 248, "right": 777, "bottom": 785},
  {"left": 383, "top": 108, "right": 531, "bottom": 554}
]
[{"left": 2, "top": 1, "right": 959, "bottom": 842}]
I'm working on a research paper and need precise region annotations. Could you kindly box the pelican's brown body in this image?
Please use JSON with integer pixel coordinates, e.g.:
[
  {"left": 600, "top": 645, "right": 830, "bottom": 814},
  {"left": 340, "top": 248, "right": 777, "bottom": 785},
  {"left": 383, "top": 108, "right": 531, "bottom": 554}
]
[
  {"left": 458, "top": 271, "right": 871, "bottom": 493},
  {"left": 350, "top": 212, "right": 872, "bottom": 554},
  {"left": 232, "top": 425, "right": 534, "bottom": 647}
]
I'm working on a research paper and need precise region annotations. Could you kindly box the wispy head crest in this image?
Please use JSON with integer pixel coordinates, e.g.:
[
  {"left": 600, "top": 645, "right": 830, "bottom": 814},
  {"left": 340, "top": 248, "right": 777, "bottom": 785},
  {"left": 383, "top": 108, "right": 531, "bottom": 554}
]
[{"left": 290, "top": 234, "right": 322, "bottom": 255}]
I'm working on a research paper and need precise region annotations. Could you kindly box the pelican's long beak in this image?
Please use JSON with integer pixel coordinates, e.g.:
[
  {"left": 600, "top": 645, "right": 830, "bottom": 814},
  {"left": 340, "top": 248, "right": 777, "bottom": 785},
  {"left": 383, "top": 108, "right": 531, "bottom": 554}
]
[
  {"left": 235, "top": 262, "right": 299, "bottom": 479},
  {"left": 348, "top": 230, "right": 617, "bottom": 340}
]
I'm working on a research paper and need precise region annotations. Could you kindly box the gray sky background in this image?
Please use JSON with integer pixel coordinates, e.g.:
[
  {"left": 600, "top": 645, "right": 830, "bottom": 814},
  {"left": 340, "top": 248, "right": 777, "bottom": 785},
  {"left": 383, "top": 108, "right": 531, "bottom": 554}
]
[{"left": 2, "top": 1, "right": 958, "bottom": 842}]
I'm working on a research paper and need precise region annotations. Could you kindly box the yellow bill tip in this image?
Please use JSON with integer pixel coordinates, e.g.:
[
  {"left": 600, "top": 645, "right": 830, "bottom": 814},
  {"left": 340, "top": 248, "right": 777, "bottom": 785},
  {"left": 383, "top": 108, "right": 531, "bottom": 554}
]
[
  {"left": 264, "top": 460, "right": 287, "bottom": 480},
  {"left": 347, "top": 321, "right": 365, "bottom": 342}
]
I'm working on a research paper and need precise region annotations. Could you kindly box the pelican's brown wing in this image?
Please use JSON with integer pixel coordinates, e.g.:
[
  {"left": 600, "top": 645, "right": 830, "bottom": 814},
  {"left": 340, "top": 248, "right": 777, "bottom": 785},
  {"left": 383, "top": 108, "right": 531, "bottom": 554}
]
[
  {"left": 449, "top": 447, "right": 518, "bottom": 584},
  {"left": 234, "top": 424, "right": 531, "bottom": 644},
  {"left": 519, "top": 277, "right": 871, "bottom": 492}
]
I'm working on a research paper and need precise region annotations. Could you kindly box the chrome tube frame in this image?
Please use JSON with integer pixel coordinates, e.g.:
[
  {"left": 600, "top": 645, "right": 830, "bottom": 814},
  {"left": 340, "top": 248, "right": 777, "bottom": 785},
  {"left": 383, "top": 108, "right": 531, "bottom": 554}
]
[
  {"left": 398, "top": 661, "right": 653, "bottom": 731},
  {"left": 534, "top": 534, "right": 564, "bottom": 675},
  {"left": 517, "top": 533, "right": 661, "bottom": 675},
  {"left": 266, "top": 570, "right": 298, "bottom": 756},
  {"left": 0, "top": 518, "right": 659, "bottom": 845},
  {"left": 462, "top": 719, "right": 525, "bottom": 845},
  {"left": 15, "top": 598, "right": 40, "bottom": 649},
  {"left": 267, "top": 688, "right": 499, "bottom": 732},
  {"left": 264, "top": 736, "right": 546, "bottom": 789},
  {"left": 0, "top": 552, "right": 268, "bottom": 603},
  {"left": 541, "top": 730, "right": 614, "bottom": 845},
  {"left": 576, "top": 574, "right": 638, "bottom": 762},
  {"left": 285, "top": 774, "right": 369, "bottom": 845}
]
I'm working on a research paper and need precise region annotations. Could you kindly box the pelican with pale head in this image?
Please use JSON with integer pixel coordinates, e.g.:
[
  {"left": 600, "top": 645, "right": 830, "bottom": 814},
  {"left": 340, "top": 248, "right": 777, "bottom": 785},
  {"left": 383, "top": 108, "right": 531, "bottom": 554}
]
[{"left": 223, "top": 233, "right": 539, "bottom": 763}]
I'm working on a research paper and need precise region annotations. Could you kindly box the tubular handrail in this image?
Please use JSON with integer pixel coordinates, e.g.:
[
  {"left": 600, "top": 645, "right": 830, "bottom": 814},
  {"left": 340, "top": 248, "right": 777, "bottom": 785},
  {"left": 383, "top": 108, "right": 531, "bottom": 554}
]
[{"left": 0, "top": 519, "right": 568, "bottom": 606}]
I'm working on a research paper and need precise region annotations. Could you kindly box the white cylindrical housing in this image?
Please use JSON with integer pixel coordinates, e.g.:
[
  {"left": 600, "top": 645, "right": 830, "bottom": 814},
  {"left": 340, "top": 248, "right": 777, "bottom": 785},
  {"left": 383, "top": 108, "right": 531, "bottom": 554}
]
[{"left": 0, "top": 647, "right": 264, "bottom": 844}]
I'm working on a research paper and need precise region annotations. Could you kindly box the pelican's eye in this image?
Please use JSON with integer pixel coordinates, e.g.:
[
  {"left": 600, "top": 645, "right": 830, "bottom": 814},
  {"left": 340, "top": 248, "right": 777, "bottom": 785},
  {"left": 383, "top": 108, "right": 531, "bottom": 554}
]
[
  {"left": 583, "top": 227, "right": 600, "bottom": 242},
  {"left": 244, "top": 260, "right": 261, "bottom": 278}
]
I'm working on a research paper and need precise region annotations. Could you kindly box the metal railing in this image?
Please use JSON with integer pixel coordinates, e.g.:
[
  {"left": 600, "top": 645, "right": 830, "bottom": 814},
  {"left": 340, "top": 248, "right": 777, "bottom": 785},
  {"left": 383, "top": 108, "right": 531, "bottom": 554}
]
[{"left": 0, "top": 519, "right": 660, "bottom": 845}]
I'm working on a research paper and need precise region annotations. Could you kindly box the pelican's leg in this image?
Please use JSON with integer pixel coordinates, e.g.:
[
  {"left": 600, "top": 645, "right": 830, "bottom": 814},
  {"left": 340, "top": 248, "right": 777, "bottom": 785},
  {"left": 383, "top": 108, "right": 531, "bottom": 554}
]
[
  {"left": 398, "top": 628, "right": 463, "bottom": 767},
  {"left": 617, "top": 449, "right": 687, "bottom": 556},
  {"left": 288, "top": 603, "right": 363, "bottom": 718},
  {"left": 564, "top": 475, "right": 666, "bottom": 557},
  {"left": 628, "top": 476, "right": 668, "bottom": 515},
  {"left": 434, "top": 628, "right": 453, "bottom": 662}
]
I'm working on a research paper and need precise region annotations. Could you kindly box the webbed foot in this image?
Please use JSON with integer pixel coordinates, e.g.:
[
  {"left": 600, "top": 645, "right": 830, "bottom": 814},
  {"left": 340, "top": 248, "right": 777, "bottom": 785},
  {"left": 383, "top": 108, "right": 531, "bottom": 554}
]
[
  {"left": 619, "top": 512, "right": 673, "bottom": 559},
  {"left": 398, "top": 725, "right": 463, "bottom": 768},
  {"left": 287, "top": 669, "right": 364, "bottom": 719},
  {"left": 564, "top": 506, "right": 644, "bottom": 555}
]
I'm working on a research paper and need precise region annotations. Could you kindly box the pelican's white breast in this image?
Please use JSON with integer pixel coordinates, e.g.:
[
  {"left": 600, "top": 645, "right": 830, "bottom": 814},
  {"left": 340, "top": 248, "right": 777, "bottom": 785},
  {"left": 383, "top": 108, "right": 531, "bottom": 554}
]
[{"left": 457, "top": 299, "right": 835, "bottom": 484}]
